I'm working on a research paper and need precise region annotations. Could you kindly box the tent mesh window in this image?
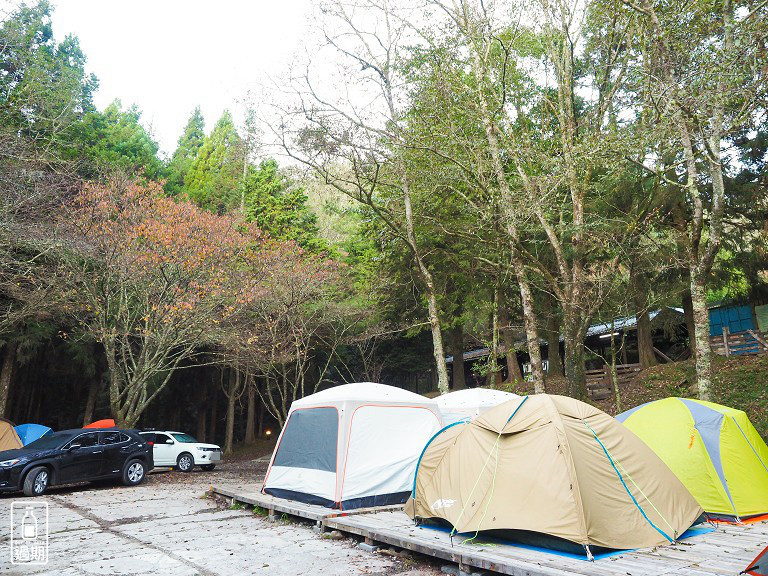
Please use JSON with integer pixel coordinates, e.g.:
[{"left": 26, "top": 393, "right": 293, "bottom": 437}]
[{"left": 272, "top": 407, "right": 338, "bottom": 472}]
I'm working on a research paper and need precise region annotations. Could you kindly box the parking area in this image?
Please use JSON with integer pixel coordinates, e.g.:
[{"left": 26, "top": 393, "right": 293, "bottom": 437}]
[{"left": 0, "top": 460, "right": 439, "bottom": 576}]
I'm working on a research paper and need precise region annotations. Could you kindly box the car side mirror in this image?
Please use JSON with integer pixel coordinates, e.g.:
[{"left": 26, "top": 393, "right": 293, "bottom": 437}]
[
  {"left": 165, "top": 439, "right": 174, "bottom": 445},
  {"left": 68, "top": 444, "right": 81, "bottom": 451}
]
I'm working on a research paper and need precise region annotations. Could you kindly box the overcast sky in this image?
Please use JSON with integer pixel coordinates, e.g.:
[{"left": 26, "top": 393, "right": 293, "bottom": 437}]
[{"left": 51, "top": 0, "right": 312, "bottom": 156}]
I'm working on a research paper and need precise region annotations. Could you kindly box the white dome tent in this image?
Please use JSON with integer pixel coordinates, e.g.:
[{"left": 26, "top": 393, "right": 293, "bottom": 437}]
[
  {"left": 262, "top": 382, "right": 442, "bottom": 510},
  {"left": 436, "top": 387, "right": 520, "bottom": 425}
]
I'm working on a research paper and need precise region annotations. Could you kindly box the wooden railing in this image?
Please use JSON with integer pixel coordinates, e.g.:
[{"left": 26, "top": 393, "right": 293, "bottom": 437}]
[
  {"left": 710, "top": 328, "right": 768, "bottom": 357},
  {"left": 585, "top": 363, "right": 642, "bottom": 400}
]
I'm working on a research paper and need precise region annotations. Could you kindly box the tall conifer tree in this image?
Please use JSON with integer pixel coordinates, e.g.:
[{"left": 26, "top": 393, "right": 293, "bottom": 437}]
[
  {"left": 185, "top": 110, "right": 243, "bottom": 213},
  {"left": 165, "top": 107, "right": 205, "bottom": 196}
]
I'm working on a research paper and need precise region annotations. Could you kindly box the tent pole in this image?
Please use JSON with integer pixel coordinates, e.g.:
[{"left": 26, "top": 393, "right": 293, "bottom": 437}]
[{"left": 584, "top": 545, "right": 594, "bottom": 562}]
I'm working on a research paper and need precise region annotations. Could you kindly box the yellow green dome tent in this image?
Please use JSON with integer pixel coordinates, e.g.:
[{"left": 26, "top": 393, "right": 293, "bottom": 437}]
[{"left": 617, "top": 398, "right": 768, "bottom": 521}]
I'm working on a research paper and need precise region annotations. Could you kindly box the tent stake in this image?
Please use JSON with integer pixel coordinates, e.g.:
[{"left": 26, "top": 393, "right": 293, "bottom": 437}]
[{"left": 584, "top": 545, "right": 594, "bottom": 562}]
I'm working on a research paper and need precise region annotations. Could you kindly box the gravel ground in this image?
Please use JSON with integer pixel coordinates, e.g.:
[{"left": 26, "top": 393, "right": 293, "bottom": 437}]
[{"left": 0, "top": 457, "right": 443, "bottom": 576}]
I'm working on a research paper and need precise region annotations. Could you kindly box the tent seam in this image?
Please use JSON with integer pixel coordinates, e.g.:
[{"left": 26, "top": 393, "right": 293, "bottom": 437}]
[
  {"left": 731, "top": 416, "right": 768, "bottom": 475},
  {"left": 583, "top": 420, "right": 674, "bottom": 544},
  {"left": 411, "top": 420, "right": 468, "bottom": 498},
  {"left": 552, "top": 403, "right": 590, "bottom": 545}
]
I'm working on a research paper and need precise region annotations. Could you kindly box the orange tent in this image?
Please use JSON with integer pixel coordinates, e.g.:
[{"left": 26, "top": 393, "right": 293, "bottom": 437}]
[
  {"left": 0, "top": 418, "right": 23, "bottom": 451},
  {"left": 84, "top": 419, "right": 117, "bottom": 429},
  {"left": 743, "top": 546, "right": 768, "bottom": 575}
]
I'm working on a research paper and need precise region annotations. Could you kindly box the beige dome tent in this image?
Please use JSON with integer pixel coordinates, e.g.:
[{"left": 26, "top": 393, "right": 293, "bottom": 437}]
[
  {"left": 407, "top": 394, "right": 702, "bottom": 554},
  {"left": 0, "top": 418, "right": 23, "bottom": 451}
]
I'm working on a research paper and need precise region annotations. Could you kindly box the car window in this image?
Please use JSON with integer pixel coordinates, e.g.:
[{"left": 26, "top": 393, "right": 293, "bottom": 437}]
[
  {"left": 139, "top": 432, "right": 155, "bottom": 443},
  {"left": 71, "top": 432, "right": 99, "bottom": 448},
  {"left": 171, "top": 433, "right": 198, "bottom": 443},
  {"left": 154, "top": 433, "right": 172, "bottom": 444},
  {"left": 25, "top": 432, "right": 77, "bottom": 450},
  {"left": 101, "top": 431, "right": 126, "bottom": 445}
]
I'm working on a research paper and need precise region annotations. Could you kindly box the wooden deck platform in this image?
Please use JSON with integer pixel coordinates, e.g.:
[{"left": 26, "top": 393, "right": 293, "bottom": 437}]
[
  {"left": 210, "top": 485, "right": 401, "bottom": 523},
  {"left": 212, "top": 486, "right": 768, "bottom": 576}
]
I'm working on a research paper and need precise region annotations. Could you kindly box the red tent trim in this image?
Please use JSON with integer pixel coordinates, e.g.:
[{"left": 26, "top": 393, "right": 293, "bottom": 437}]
[{"left": 743, "top": 545, "right": 768, "bottom": 576}]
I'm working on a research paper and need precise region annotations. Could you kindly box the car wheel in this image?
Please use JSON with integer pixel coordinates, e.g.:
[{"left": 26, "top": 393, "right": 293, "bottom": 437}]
[
  {"left": 200, "top": 464, "right": 215, "bottom": 471},
  {"left": 122, "top": 460, "right": 146, "bottom": 486},
  {"left": 177, "top": 453, "right": 194, "bottom": 472},
  {"left": 23, "top": 466, "right": 50, "bottom": 497}
]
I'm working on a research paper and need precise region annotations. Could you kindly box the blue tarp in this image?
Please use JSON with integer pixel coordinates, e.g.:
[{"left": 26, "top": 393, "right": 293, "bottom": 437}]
[
  {"left": 709, "top": 305, "right": 755, "bottom": 336},
  {"left": 14, "top": 423, "right": 53, "bottom": 446},
  {"left": 421, "top": 523, "right": 713, "bottom": 561}
]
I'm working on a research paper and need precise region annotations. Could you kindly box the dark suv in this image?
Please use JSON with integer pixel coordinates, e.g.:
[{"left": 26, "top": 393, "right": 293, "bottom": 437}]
[{"left": 0, "top": 428, "right": 154, "bottom": 496}]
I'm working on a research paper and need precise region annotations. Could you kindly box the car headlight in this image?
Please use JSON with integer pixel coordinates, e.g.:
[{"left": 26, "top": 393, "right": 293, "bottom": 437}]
[{"left": 0, "top": 459, "right": 20, "bottom": 468}]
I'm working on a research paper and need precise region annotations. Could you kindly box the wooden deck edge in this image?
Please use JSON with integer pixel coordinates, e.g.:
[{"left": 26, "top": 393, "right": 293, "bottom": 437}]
[
  {"left": 325, "top": 504, "right": 405, "bottom": 519},
  {"left": 323, "top": 516, "right": 580, "bottom": 576},
  {"left": 209, "top": 486, "right": 406, "bottom": 523}
]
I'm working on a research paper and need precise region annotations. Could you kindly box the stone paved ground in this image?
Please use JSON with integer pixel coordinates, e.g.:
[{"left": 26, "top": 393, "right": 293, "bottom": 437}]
[{"left": 0, "top": 459, "right": 442, "bottom": 576}]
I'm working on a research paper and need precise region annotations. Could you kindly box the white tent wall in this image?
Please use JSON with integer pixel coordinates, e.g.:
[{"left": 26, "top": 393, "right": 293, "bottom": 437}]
[
  {"left": 263, "top": 383, "right": 441, "bottom": 510},
  {"left": 437, "top": 388, "right": 520, "bottom": 425},
  {"left": 340, "top": 405, "right": 441, "bottom": 505}
]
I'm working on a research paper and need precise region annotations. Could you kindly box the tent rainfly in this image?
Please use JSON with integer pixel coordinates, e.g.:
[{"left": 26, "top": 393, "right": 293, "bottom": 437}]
[
  {"left": 263, "top": 382, "right": 442, "bottom": 510},
  {"left": 0, "top": 418, "right": 23, "bottom": 452},
  {"left": 84, "top": 419, "right": 117, "bottom": 429},
  {"left": 617, "top": 398, "right": 768, "bottom": 521},
  {"left": 408, "top": 395, "right": 703, "bottom": 555},
  {"left": 436, "top": 388, "right": 520, "bottom": 425},
  {"left": 14, "top": 423, "right": 53, "bottom": 446},
  {"left": 743, "top": 545, "right": 768, "bottom": 576}
]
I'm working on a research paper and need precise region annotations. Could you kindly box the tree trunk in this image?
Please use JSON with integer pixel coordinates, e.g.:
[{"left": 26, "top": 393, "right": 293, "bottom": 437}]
[
  {"left": 257, "top": 399, "right": 265, "bottom": 438},
  {"left": 462, "top": 26, "right": 544, "bottom": 393},
  {"left": 636, "top": 308, "right": 656, "bottom": 368},
  {"left": 631, "top": 266, "right": 657, "bottom": 368},
  {"left": 396, "top": 150, "right": 449, "bottom": 394},
  {"left": 449, "top": 324, "right": 466, "bottom": 391},
  {"left": 245, "top": 385, "right": 256, "bottom": 444},
  {"left": 224, "top": 368, "right": 240, "bottom": 455},
  {"left": 564, "top": 328, "right": 587, "bottom": 399},
  {"left": 682, "top": 286, "right": 696, "bottom": 357},
  {"left": 82, "top": 376, "right": 101, "bottom": 427},
  {"left": 196, "top": 371, "right": 207, "bottom": 442},
  {"left": 25, "top": 377, "right": 37, "bottom": 422},
  {"left": 0, "top": 343, "right": 17, "bottom": 418},
  {"left": 546, "top": 331, "right": 563, "bottom": 378},
  {"left": 542, "top": 295, "right": 563, "bottom": 377},
  {"left": 691, "top": 271, "right": 713, "bottom": 400},
  {"left": 500, "top": 308, "right": 524, "bottom": 385},
  {"left": 170, "top": 406, "right": 181, "bottom": 431},
  {"left": 517, "top": 271, "right": 545, "bottom": 393},
  {"left": 209, "top": 377, "right": 219, "bottom": 444},
  {"left": 609, "top": 321, "right": 623, "bottom": 413},
  {"left": 196, "top": 405, "right": 207, "bottom": 443},
  {"left": 423, "top": 275, "right": 449, "bottom": 394},
  {"left": 489, "top": 286, "right": 502, "bottom": 388}
]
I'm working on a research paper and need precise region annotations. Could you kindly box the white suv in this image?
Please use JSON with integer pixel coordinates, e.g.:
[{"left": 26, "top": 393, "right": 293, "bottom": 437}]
[{"left": 139, "top": 431, "right": 221, "bottom": 472}]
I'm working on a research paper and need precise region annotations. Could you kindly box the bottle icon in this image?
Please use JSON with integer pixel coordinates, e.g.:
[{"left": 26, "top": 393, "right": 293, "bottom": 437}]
[{"left": 21, "top": 507, "right": 37, "bottom": 540}]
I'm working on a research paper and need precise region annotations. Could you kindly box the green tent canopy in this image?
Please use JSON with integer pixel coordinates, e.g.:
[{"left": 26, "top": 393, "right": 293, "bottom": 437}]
[{"left": 617, "top": 398, "right": 768, "bottom": 521}]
